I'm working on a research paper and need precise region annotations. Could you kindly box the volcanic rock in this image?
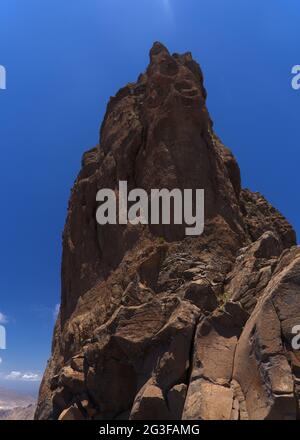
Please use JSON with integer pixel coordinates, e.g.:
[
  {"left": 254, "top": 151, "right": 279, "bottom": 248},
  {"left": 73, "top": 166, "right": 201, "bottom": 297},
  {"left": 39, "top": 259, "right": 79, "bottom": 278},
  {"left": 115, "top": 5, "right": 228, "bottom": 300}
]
[{"left": 35, "top": 43, "right": 299, "bottom": 421}]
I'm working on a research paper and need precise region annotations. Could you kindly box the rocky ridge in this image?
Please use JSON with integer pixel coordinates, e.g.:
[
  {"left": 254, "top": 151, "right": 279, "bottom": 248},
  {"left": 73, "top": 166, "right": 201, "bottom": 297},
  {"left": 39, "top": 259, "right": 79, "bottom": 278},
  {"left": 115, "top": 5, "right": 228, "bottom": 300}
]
[{"left": 35, "top": 43, "right": 299, "bottom": 420}]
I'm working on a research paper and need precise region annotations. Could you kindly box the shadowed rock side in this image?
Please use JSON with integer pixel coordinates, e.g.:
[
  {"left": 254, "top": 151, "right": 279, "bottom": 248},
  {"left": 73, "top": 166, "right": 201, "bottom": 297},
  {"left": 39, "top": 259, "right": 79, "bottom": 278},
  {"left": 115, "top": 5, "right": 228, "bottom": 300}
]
[{"left": 35, "top": 43, "right": 299, "bottom": 421}]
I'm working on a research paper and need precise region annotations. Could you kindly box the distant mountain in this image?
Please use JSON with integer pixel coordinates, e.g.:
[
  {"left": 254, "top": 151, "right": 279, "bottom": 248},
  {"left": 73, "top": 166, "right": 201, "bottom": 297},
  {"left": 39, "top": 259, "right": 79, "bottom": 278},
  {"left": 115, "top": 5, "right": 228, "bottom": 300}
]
[
  {"left": 0, "top": 386, "right": 36, "bottom": 420},
  {"left": 0, "top": 404, "right": 36, "bottom": 420}
]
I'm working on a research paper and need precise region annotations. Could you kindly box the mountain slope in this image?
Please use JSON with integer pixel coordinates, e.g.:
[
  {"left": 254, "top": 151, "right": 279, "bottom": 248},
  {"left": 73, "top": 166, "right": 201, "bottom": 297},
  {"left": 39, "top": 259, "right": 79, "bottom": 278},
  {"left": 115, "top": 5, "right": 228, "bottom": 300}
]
[
  {"left": 0, "top": 404, "right": 36, "bottom": 420},
  {"left": 0, "top": 386, "right": 36, "bottom": 420}
]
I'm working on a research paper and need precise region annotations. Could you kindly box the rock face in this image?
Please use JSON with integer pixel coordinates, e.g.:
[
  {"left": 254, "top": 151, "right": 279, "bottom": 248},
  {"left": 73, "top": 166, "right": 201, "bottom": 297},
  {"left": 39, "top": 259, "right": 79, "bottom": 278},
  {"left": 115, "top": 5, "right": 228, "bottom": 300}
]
[{"left": 35, "top": 43, "right": 299, "bottom": 421}]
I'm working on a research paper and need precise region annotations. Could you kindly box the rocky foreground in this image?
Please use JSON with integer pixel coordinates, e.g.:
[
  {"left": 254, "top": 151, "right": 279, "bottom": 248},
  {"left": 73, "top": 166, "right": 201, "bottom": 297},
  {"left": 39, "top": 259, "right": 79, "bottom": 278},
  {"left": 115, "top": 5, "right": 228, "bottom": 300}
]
[{"left": 36, "top": 43, "right": 300, "bottom": 420}]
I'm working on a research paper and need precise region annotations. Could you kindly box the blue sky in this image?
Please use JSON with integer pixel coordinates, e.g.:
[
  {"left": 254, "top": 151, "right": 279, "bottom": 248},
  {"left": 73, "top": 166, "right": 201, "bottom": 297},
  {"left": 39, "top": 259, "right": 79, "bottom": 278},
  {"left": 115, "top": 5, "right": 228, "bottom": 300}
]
[{"left": 0, "top": 0, "right": 299, "bottom": 393}]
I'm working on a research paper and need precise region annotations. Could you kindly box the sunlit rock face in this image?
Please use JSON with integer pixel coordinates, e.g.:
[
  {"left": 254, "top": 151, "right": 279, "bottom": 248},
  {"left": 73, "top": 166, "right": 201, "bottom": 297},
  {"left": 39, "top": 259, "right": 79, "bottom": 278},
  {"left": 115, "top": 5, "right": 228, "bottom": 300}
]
[{"left": 35, "top": 43, "right": 298, "bottom": 421}]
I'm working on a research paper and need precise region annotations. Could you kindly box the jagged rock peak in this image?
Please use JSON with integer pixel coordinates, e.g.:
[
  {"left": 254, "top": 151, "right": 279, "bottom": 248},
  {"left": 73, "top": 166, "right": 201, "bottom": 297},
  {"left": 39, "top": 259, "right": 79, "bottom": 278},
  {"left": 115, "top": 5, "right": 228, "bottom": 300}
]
[
  {"left": 150, "top": 41, "right": 170, "bottom": 57},
  {"left": 35, "top": 44, "right": 298, "bottom": 421}
]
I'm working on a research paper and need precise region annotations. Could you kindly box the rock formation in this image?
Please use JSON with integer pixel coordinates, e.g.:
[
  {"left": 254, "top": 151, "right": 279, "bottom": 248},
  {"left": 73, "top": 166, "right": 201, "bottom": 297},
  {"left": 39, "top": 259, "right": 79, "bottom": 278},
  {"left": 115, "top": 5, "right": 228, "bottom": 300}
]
[{"left": 35, "top": 43, "right": 300, "bottom": 421}]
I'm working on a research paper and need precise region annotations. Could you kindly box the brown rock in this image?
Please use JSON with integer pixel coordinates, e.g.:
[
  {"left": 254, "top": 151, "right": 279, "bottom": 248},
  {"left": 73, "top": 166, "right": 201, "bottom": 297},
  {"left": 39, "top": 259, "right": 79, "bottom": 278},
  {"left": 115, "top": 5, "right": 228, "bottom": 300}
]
[
  {"left": 167, "top": 384, "right": 187, "bottom": 419},
  {"left": 58, "top": 406, "right": 85, "bottom": 421},
  {"left": 233, "top": 247, "right": 300, "bottom": 420},
  {"left": 35, "top": 43, "right": 298, "bottom": 421},
  {"left": 71, "top": 355, "right": 84, "bottom": 373},
  {"left": 184, "top": 279, "right": 218, "bottom": 312},
  {"left": 130, "top": 379, "right": 170, "bottom": 420},
  {"left": 59, "top": 366, "right": 85, "bottom": 394},
  {"left": 183, "top": 379, "right": 234, "bottom": 420}
]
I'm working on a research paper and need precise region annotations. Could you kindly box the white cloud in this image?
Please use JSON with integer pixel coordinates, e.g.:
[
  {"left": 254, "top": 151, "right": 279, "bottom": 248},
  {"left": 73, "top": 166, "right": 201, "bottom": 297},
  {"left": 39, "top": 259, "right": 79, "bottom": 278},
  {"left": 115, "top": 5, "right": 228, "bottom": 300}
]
[
  {"left": 5, "top": 371, "right": 41, "bottom": 382},
  {"left": 53, "top": 303, "right": 60, "bottom": 320},
  {"left": 22, "top": 373, "right": 41, "bottom": 381},
  {"left": 0, "top": 312, "right": 8, "bottom": 324},
  {"left": 0, "top": 357, "right": 2, "bottom": 365},
  {"left": 5, "top": 371, "right": 21, "bottom": 380}
]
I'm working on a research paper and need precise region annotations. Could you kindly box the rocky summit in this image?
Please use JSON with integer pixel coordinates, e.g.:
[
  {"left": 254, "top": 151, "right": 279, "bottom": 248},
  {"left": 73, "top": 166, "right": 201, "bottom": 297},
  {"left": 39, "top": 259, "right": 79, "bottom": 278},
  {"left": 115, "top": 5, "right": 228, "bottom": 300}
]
[{"left": 35, "top": 43, "right": 300, "bottom": 420}]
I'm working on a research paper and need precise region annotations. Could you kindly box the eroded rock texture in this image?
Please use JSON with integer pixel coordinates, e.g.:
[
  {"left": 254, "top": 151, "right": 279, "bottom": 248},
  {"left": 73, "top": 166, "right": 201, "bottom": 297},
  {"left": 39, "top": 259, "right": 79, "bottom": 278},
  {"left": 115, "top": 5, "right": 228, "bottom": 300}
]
[{"left": 35, "top": 43, "right": 299, "bottom": 420}]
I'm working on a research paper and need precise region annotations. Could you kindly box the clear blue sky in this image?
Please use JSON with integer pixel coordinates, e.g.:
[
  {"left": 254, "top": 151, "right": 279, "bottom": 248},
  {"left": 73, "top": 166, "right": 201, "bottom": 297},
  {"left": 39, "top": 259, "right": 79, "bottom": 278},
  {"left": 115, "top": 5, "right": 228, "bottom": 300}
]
[{"left": 0, "top": 0, "right": 299, "bottom": 393}]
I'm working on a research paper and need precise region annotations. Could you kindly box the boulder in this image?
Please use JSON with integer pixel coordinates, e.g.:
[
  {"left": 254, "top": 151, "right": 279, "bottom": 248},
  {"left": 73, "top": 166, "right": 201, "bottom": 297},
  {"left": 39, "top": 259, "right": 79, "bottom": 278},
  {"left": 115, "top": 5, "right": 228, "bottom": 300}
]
[{"left": 58, "top": 406, "right": 85, "bottom": 421}]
